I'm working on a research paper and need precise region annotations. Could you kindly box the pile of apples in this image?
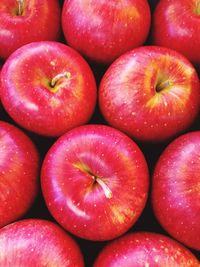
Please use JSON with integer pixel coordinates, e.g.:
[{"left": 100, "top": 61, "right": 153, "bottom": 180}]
[{"left": 0, "top": 0, "right": 200, "bottom": 266}]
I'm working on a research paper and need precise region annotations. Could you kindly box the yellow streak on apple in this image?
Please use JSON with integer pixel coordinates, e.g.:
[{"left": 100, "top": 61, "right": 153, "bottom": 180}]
[
  {"left": 179, "top": 159, "right": 200, "bottom": 197},
  {"left": 69, "top": 73, "right": 84, "bottom": 100},
  {"left": 117, "top": 5, "right": 140, "bottom": 23},
  {"left": 110, "top": 205, "right": 136, "bottom": 225},
  {"left": 118, "top": 152, "right": 138, "bottom": 174}
]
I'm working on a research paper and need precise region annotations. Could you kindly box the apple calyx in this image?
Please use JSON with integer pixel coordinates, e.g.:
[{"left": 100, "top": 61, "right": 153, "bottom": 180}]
[
  {"left": 73, "top": 162, "right": 112, "bottom": 199},
  {"left": 50, "top": 72, "right": 71, "bottom": 92},
  {"left": 156, "top": 79, "right": 173, "bottom": 92},
  {"left": 17, "top": 0, "right": 25, "bottom": 16}
]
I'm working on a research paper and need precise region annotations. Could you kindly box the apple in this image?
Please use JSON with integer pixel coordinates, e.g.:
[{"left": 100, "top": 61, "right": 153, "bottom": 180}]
[
  {"left": 151, "top": 0, "right": 200, "bottom": 68},
  {"left": 0, "top": 121, "right": 39, "bottom": 228},
  {"left": 61, "top": 0, "right": 151, "bottom": 64},
  {"left": 41, "top": 124, "right": 149, "bottom": 241},
  {"left": 0, "top": 219, "right": 85, "bottom": 266},
  {"left": 93, "top": 231, "right": 200, "bottom": 266},
  {"left": 152, "top": 131, "right": 200, "bottom": 250},
  {"left": 99, "top": 46, "right": 200, "bottom": 143},
  {"left": 0, "top": 41, "right": 97, "bottom": 137},
  {"left": 0, "top": 0, "right": 61, "bottom": 60}
]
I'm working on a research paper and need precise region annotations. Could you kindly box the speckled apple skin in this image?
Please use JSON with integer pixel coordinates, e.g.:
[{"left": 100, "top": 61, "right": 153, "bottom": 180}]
[
  {"left": 0, "top": 121, "right": 39, "bottom": 228},
  {"left": 152, "top": 131, "right": 200, "bottom": 250},
  {"left": 0, "top": 41, "right": 97, "bottom": 137},
  {"left": 62, "top": 0, "right": 151, "bottom": 64},
  {"left": 41, "top": 124, "right": 149, "bottom": 241},
  {"left": 151, "top": 0, "right": 200, "bottom": 67},
  {"left": 0, "top": 0, "right": 61, "bottom": 60},
  {"left": 99, "top": 46, "right": 200, "bottom": 143},
  {"left": 0, "top": 219, "right": 85, "bottom": 266},
  {"left": 93, "top": 232, "right": 200, "bottom": 266}
]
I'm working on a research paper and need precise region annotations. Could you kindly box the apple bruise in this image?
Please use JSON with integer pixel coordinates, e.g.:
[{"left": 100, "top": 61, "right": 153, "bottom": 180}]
[{"left": 72, "top": 162, "right": 112, "bottom": 199}]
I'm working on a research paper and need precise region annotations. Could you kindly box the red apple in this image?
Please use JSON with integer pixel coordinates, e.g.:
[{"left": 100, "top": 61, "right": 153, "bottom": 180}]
[
  {"left": 0, "top": 0, "right": 61, "bottom": 60},
  {"left": 151, "top": 0, "right": 200, "bottom": 68},
  {"left": 93, "top": 231, "right": 200, "bottom": 266},
  {"left": 99, "top": 46, "right": 200, "bottom": 143},
  {"left": 41, "top": 124, "right": 149, "bottom": 241},
  {"left": 0, "top": 121, "right": 39, "bottom": 228},
  {"left": 61, "top": 0, "right": 151, "bottom": 64},
  {"left": 0, "top": 219, "right": 84, "bottom": 266},
  {"left": 0, "top": 41, "right": 97, "bottom": 137},
  {"left": 152, "top": 131, "right": 200, "bottom": 250}
]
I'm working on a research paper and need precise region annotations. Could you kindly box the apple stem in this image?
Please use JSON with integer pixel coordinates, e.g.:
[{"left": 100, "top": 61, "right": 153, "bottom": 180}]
[
  {"left": 156, "top": 80, "right": 173, "bottom": 92},
  {"left": 50, "top": 72, "right": 71, "bottom": 88},
  {"left": 194, "top": 2, "right": 200, "bottom": 15},
  {"left": 17, "top": 0, "right": 24, "bottom": 16},
  {"left": 95, "top": 177, "right": 112, "bottom": 199},
  {"left": 72, "top": 162, "right": 112, "bottom": 199}
]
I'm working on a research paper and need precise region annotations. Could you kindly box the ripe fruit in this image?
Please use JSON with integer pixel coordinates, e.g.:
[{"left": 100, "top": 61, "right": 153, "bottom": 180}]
[
  {"left": 0, "top": 0, "right": 61, "bottom": 60},
  {"left": 151, "top": 0, "right": 200, "bottom": 67},
  {"left": 0, "top": 41, "right": 97, "bottom": 137},
  {"left": 99, "top": 46, "right": 200, "bottom": 143},
  {"left": 152, "top": 131, "right": 200, "bottom": 250},
  {"left": 41, "top": 124, "right": 149, "bottom": 241},
  {"left": 0, "top": 121, "right": 39, "bottom": 228},
  {"left": 93, "top": 232, "right": 200, "bottom": 266},
  {"left": 62, "top": 0, "right": 151, "bottom": 64},
  {"left": 0, "top": 219, "right": 84, "bottom": 266}
]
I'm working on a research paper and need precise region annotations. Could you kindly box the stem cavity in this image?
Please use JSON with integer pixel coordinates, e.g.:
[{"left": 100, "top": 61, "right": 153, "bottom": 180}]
[{"left": 73, "top": 162, "right": 113, "bottom": 199}]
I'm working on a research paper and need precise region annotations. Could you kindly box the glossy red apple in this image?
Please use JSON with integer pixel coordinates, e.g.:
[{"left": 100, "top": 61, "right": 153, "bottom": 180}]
[
  {"left": 41, "top": 124, "right": 149, "bottom": 241},
  {"left": 93, "top": 232, "right": 200, "bottom": 266},
  {"left": 0, "top": 41, "right": 97, "bottom": 137},
  {"left": 0, "top": 219, "right": 84, "bottom": 266},
  {"left": 152, "top": 131, "right": 200, "bottom": 250},
  {"left": 99, "top": 46, "right": 200, "bottom": 143},
  {"left": 62, "top": 0, "right": 151, "bottom": 64},
  {"left": 0, "top": 121, "right": 39, "bottom": 228},
  {"left": 0, "top": 0, "right": 61, "bottom": 60},
  {"left": 151, "top": 0, "right": 200, "bottom": 67}
]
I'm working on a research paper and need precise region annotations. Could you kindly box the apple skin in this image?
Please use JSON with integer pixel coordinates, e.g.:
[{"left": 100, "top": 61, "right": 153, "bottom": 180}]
[
  {"left": 0, "top": 121, "right": 39, "bottom": 228},
  {"left": 61, "top": 0, "right": 151, "bottom": 64},
  {"left": 99, "top": 46, "right": 200, "bottom": 143},
  {"left": 151, "top": 0, "right": 200, "bottom": 68},
  {"left": 93, "top": 232, "right": 200, "bottom": 266},
  {"left": 0, "top": 0, "right": 61, "bottom": 60},
  {"left": 0, "top": 41, "right": 97, "bottom": 137},
  {"left": 0, "top": 219, "right": 85, "bottom": 266},
  {"left": 41, "top": 124, "right": 149, "bottom": 241},
  {"left": 152, "top": 131, "right": 200, "bottom": 251}
]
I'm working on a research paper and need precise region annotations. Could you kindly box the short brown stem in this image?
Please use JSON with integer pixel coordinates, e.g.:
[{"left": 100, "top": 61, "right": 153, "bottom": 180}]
[
  {"left": 156, "top": 80, "right": 173, "bottom": 92},
  {"left": 194, "top": 2, "right": 200, "bottom": 15},
  {"left": 50, "top": 72, "right": 71, "bottom": 88},
  {"left": 95, "top": 177, "right": 112, "bottom": 199},
  {"left": 17, "top": 0, "right": 24, "bottom": 16},
  {"left": 73, "top": 162, "right": 113, "bottom": 199}
]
